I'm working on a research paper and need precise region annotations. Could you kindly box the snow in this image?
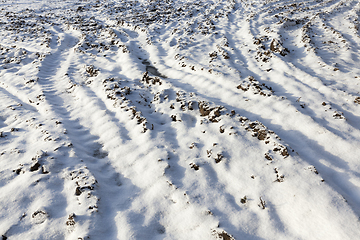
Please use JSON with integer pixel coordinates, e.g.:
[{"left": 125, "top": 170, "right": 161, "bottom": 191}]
[{"left": 1, "top": 0, "right": 360, "bottom": 239}]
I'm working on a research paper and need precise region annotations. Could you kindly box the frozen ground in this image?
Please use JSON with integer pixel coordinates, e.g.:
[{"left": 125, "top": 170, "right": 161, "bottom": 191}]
[{"left": 1, "top": 0, "right": 360, "bottom": 239}]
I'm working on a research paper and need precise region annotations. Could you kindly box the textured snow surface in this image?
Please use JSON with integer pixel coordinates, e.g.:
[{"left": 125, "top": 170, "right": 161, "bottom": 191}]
[{"left": 1, "top": 0, "right": 360, "bottom": 239}]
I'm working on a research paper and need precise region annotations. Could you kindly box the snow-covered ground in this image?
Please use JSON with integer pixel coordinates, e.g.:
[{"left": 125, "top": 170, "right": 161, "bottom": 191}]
[{"left": 1, "top": 0, "right": 360, "bottom": 239}]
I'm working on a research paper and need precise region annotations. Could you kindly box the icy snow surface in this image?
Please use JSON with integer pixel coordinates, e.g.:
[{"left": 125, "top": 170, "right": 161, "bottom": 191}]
[{"left": 1, "top": 0, "right": 360, "bottom": 239}]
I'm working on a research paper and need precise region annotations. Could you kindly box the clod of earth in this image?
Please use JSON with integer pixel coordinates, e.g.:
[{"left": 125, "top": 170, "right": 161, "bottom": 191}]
[
  {"left": 30, "top": 161, "right": 41, "bottom": 172},
  {"left": 354, "top": 97, "right": 360, "bottom": 104},
  {"left": 66, "top": 213, "right": 76, "bottom": 226},
  {"left": 42, "top": 165, "right": 49, "bottom": 174},
  {"left": 190, "top": 163, "right": 199, "bottom": 170},
  {"left": 257, "top": 130, "right": 267, "bottom": 140},
  {"left": 274, "top": 168, "right": 285, "bottom": 182},
  {"left": 13, "top": 168, "right": 22, "bottom": 175},
  {"left": 171, "top": 115, "right": 177, "bottom": 121},
  {"left": 265, "top": 153, "right": 272, "bottom": 161},
  {"left": 218, "top": 231, "right": 234, "bottom": 240},
  {"left": 237, "top": 84, "right": 248, "bottom": 91},
  {"left": 214, "top": 153, "right": 223, "bottom": 163},
  {"left": 207, "top": 149, "right": 212, "bottom": 158},
  {"left": 281, "top": 148, "right": 289, "bottom": 157},
  {"left": 333, "top": 111, "right": 345, "bottom": 119},
  {"left": 85, "top": 65, "right": 99, "bottom": 77},
  {"left": 270, "top": 39, "right": 289, "bottom": 56},
  {"left": 141, "top": 71, "right": 162, "bottom": 85},
  {"left": 198, "top": 101, "right": 211, "bottom": 116},
  {"left": 75, "top": 187, "right": 82, "bottom": 196},
  {"left": 219, "top": 126, "right": 225, "bottom": 133}
]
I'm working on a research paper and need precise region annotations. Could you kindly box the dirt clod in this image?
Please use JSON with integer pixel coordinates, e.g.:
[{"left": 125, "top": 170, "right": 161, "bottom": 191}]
[
  {"left": 66, "top": 213, "right": 76, "bottom": 226},
  {"left": 198, "top": 101, "right": 211, "bottom": 116},
  {"left": 30, "top": 161, "right": 41, "bottom": 172},
  {"left": 218, "top": 231, "right": 234, "bottom": 240},
  {"left": 281, "top": 148, "right": 289, "bottom": 157},
  {"left": 354, "top": 97, "right": 360, "bottom": 104},
  {"left": 42, "top": 165, "right": 49, "bottom": 174},
  {"left": 265, "top": 153, "right": 272, "bottom": 161},
  {"left": 13, "top": 168, "right": 22, "bottom": 174},
  {"left": 75, "top": 187, "right": 82, "bottom": 196},
  {"left": 190, "top": 163, "right": 199, "bottom": 170},
  {"left": 214, "top": 153, "right": 223, "bottom": 163},
  {"left": 257, "top": 130, "right": 267, "bottom": 140},
  {"left": 219, "top": 126, "right": 225, "bottom": 133},
  {"left": 85, "top": 65, "right": 99, "bottom": 77}
]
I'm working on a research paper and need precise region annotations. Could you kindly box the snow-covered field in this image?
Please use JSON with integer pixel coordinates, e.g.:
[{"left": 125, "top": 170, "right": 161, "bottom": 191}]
[{"left": 1, "top": 0, "right": 360, "bottom": 239}]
